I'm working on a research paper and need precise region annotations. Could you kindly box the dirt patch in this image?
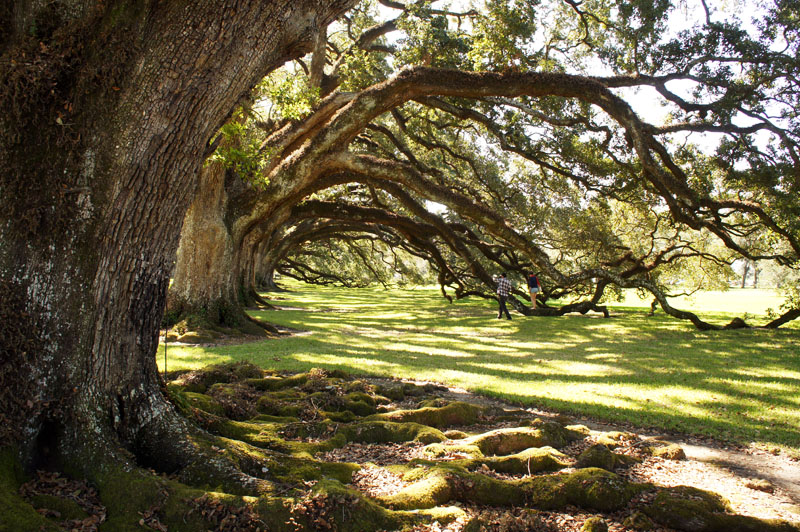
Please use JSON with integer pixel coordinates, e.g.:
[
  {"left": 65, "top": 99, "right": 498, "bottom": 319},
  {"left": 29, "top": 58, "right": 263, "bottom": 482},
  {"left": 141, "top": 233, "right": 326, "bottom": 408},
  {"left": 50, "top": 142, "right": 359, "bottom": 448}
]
[{"left": 584, "top": 420, "right": 800, "bottom": 515}]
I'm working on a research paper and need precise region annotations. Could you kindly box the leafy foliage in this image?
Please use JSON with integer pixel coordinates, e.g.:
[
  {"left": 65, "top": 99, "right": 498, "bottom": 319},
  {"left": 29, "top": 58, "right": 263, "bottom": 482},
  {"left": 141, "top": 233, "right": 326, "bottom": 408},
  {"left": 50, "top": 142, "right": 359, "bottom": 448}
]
[
  {"left": 209, "top": 114, "right": 268, "bottom": 181},
  {"left": 191, "top": 0, "right": 800, "bottom": 329},
  {"left": 260, "top": 71, "right": 322, "bottom": 121}
]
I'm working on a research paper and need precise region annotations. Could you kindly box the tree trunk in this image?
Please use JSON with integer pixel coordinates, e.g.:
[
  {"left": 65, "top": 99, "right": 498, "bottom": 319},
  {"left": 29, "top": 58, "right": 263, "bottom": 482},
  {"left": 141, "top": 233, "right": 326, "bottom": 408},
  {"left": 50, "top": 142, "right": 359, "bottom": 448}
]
[
  {"left": 167, "top": 160, "right": 240, "bottom": 326},
  {"left": 168, "top": 161, "right": 275, "bottom": 334},
  {"left": 239, "top": 229, "right": 270, "bottom": 307},
  {"left": 253, "top": 239, "right": 275, "bottom": 290},
  {"left": 260, "top": 267, "right": 284, "bottom": 292},
  {"left": 0, "top": 0, "right": 355, "bottom": 474}
]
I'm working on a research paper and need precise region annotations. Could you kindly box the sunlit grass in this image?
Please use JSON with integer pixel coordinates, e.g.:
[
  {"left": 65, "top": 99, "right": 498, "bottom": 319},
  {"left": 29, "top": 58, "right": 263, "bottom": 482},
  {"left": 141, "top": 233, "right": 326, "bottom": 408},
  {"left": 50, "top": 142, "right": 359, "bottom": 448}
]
[
  {"left": 606, "top": 287, "right": 790, "bottom": 326},
  {"left": 159, "top": 281, "right": 800, "bottom": 455}
]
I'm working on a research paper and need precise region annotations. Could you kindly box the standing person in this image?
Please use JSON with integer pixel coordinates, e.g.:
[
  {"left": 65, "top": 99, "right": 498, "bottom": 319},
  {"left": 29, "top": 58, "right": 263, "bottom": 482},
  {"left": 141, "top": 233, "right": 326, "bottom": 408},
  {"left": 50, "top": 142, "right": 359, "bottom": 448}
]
[
  {"left": 527, "top": 272, "right": 541, "bottom": 309},
  {"left": 496, "top": 272, "right": 513, "bottom": 320}
]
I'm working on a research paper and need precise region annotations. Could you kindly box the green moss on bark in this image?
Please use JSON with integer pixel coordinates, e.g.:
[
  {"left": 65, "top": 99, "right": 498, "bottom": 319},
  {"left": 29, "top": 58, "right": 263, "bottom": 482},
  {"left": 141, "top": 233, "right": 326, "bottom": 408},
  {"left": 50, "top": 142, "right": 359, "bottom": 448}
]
[
  {"left": 10, "top": 362, "right": 794, "bottom": 532},
  {"left": 182, "top": 391, "right": 226, "bottom": 416},
  {"left": 340, "top": 421, "right": 447, "bottom": 444},
  {"left": 466, "top": 422, "right": 581, "bottom": 456},
  {"left": 561, "top": 468, "right": 640, "bottom": 512},
  {"left": 642, "top": 440, "right": 686, "bottom": 460},
  {"left": 576, "top": 443, "right": 640, "bottom": 471},
  {"left": 475, "top": 446, "right": 570, "bottom": 474},
  {"left": 380, "top": 465, "right": 639, "bottom": 513},
  {"left": 370, "top": 401, "right": 484, "bottom": 428}
]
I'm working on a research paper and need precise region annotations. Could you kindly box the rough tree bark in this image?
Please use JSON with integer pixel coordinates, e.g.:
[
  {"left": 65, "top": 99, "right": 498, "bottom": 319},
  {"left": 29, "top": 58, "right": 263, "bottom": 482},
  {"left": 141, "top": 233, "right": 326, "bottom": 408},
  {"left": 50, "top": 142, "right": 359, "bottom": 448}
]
[
  {"left": 166, "top": 160, "right": 239, "bottom": 324},
  {"left": 0, "top": 0, "right": 356, "bottom": 475},
  {"left": 166, "top": 159, "right": 279, "bottom": 336},
  {"left": 168, "top": 157, "right": 355, "bottom": 324}
]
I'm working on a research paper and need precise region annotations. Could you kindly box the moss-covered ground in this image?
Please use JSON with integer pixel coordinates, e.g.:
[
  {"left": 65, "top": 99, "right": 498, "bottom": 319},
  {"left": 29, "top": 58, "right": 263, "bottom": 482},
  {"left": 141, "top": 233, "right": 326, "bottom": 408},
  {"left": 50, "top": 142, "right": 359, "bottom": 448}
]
[{"left": 4, "top": 362, "right": 798, "bottom": 531}]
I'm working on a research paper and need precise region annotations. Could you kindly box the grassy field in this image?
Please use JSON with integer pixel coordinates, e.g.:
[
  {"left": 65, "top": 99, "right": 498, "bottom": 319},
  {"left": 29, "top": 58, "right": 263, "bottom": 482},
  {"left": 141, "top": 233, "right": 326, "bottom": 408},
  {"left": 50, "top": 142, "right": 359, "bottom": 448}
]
[
  {"left": 160, "top": 283, "right": 800, "bottom": 455},
  {"left": 607, "top": 287, "right": 790, "bottom": 322}
]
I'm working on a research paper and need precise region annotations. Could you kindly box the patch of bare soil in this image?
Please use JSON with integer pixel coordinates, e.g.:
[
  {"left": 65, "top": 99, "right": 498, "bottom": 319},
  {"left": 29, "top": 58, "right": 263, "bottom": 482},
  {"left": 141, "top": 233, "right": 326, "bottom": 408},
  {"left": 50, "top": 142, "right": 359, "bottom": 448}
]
[{"left": 580, "top": 418, "right": 800, "bottom": 522}]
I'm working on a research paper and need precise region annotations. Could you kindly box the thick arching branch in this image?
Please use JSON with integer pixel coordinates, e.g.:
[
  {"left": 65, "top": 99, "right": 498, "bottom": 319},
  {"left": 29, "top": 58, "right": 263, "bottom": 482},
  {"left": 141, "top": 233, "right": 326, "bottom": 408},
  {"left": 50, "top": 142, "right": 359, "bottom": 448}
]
[{"left": 331, "top": 151, "right": 731, "bottom": 328}]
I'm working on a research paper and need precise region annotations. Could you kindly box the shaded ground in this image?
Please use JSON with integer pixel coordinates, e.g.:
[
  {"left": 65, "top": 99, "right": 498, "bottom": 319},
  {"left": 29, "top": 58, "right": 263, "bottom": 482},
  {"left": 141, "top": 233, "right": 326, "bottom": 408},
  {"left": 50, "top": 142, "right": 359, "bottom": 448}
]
[
  {"left": 586, "top": 418, "right": 800, "bottom": 515},
  {"left": 435, "top": 381, "right": 800, "bottom": 504},
  {"left": 160, "top": 283, "right": 800, "bottom": 458},
  {"left": 10, "top": 362, "right": 798, "bottom": 532}
]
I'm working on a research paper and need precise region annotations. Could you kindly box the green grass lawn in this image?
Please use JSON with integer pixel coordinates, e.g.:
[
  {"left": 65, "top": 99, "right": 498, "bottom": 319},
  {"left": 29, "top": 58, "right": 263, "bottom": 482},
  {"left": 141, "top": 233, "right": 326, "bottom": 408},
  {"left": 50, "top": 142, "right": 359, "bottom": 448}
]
[
  {"left": 160, "top": 283, "right": 800, "bottom": 455},
  {"left": 607, "top": 287, "right": 790, "bottom": 324}
]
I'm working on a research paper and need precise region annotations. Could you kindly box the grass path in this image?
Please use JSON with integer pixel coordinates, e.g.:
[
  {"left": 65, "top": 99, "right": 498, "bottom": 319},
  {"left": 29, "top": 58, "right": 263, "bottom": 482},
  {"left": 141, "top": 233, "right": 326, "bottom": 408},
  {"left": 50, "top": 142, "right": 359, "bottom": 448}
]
[{"left": 160, "top": 283, "right": 800, "bottom": 455}]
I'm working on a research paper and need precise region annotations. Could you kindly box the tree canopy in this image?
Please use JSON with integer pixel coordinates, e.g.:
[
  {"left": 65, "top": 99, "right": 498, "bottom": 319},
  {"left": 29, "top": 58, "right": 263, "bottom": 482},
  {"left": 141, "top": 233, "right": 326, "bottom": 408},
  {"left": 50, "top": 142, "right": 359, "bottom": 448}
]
[{"left": 178, "top": 0, "right": 800, "bottom": 331}]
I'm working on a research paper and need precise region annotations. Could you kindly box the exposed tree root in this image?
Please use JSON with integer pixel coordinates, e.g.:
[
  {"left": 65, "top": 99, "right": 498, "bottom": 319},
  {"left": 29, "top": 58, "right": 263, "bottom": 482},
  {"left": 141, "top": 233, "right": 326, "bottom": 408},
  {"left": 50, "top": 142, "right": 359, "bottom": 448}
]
[
  {"left": 243, "top": 288, "right": 279, "bottom": 311},
  {"left": 260, "top": 278, "right": 289, "bottom": 292},
  {"left": 4, "top": 362, "right": 799, "bottom": 531},
  {"left": 518, "top": 301, "right": 610, "bottom": 318},
  {"left": 164, "top": 305, "right": 283, "bottom": 344},
  {"left": 246, "top": 313, "right": 282, "bottom": 335},
  {"left": 378, "top": 466, "right": 641, "bottom": 512}
]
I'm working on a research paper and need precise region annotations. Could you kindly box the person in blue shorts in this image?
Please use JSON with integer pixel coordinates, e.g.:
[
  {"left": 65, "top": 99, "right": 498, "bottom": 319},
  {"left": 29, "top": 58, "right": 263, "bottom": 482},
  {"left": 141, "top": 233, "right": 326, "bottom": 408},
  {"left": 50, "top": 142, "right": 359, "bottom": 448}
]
[{"left": 527, "top": 272, "right": 540, "bottom": 309}]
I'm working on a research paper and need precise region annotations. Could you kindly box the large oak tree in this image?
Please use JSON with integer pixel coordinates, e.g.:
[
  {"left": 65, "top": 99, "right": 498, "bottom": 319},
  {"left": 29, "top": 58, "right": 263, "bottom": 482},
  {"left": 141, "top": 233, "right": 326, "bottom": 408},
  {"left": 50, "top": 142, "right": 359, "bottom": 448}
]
[
  {"left": 2, "top": 0, "right": 799, "bottom": 529},
  {"left": 1, "top": 0, "right": 356, "bottom": 482}
]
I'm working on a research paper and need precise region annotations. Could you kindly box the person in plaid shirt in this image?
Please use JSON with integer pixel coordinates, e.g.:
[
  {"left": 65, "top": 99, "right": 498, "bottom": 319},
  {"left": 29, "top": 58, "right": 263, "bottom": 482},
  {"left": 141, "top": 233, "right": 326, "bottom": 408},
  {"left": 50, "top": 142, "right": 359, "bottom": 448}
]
[{"left": 495, "top": 272, "right": 513, "bottom": 320}]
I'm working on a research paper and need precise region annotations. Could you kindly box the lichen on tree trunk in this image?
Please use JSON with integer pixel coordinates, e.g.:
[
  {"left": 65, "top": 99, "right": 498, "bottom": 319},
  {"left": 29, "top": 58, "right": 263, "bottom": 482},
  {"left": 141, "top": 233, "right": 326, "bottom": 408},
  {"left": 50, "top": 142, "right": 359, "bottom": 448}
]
[
  {"left": 165, "top": 159, "right": 276, "bottom": 341},
  {"left": 167, "top": 160, "right": 238, "bottom": 323}
]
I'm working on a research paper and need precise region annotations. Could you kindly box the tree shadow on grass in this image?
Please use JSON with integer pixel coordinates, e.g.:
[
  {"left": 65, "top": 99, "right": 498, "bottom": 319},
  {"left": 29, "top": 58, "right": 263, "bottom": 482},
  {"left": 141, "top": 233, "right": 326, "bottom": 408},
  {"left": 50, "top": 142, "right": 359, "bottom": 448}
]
[{"left": 171, "top": 291, "right": 800, "bottom": 451}]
